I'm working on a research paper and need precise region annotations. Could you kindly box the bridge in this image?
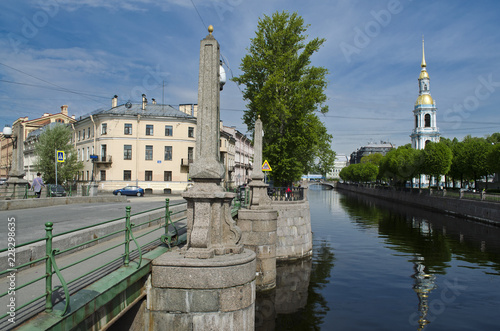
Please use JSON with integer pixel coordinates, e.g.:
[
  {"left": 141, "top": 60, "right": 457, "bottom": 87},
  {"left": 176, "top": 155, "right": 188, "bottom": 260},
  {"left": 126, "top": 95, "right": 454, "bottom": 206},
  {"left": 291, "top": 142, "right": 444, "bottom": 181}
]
[{"left": 306, "top": 180, "right": 336, "bottom": 190}]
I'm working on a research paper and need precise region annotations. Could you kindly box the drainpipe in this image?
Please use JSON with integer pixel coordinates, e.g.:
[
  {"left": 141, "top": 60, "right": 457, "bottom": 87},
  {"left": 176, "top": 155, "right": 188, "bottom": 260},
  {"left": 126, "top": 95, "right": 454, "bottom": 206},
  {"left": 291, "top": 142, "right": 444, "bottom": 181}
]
[
  {"left": 90, "top": 115, "right": 96, "bottom": 182},
  {"left": 136, "top": 114, "right": 140, "bottom": 186}
]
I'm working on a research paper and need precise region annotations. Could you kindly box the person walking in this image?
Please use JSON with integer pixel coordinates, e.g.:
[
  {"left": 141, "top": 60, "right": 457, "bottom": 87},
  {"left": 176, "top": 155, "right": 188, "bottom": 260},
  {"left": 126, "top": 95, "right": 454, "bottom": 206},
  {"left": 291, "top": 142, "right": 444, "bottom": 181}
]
[{"left": 32, "top": 172, "right": 45, "bottom": 198}]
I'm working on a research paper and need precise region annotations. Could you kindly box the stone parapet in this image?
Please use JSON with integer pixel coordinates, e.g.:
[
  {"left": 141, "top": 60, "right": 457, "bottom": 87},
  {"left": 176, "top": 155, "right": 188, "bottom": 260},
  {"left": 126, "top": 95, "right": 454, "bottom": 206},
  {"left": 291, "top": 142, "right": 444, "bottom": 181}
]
[
  {"left": 147, "top": 249, "right": 256, "bottom": 330},
  {"left": 238, "top": 209, "right": 278, "bottom": 291},
  {"left": 271, "top": 200, "right": 312, "bottom": 261}
]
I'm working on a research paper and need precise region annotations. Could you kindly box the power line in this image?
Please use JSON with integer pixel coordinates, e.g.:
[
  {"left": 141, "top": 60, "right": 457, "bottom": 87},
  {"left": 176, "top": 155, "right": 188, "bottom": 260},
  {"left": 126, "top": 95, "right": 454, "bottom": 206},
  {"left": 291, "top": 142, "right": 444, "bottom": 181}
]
[{"left": 0, "top": 79, "right": 109, "bottom": 99}]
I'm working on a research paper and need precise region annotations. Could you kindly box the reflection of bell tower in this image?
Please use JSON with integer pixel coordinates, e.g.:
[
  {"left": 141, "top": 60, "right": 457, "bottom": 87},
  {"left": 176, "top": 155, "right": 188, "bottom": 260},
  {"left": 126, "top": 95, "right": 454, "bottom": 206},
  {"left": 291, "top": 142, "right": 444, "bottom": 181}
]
[
  {"left": 410, "top": 38, "right": 440, "bottom": 150},
  {"left": 412, "top": 256, "right": 437, "bottom": 330}
]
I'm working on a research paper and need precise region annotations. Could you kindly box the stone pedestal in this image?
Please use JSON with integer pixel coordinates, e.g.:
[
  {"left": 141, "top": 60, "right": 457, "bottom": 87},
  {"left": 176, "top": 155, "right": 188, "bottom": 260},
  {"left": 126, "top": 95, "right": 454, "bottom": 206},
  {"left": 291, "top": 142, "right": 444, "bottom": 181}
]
[
  {"left": 238, "top": 209, "right": 277, "bottom": 291},
  {"left": 147, "top": 249, "right": 256, "bottom": 330},
  {"left": 5, "top": 176, "right": 29, "bottom": 199}
]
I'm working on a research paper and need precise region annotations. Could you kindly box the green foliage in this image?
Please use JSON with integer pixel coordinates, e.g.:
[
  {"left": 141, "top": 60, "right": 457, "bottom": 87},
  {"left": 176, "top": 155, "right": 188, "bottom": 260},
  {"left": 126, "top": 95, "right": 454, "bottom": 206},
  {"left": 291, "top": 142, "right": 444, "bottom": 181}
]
[
  {"left": 422, "top": 141, "right": 453, "bottom": 178},
  {"left": 34, "top": 124, "right": 83, "bottom": 184},
  {"left": 340, "top": 163, "right": 378, "bottom": 183},
  {"left": 378, "top": 145, "right": 422, "bottom": 185},
  {"left": 487, "top": 144, "right": 500, "bottom": 174},
  {"left": 233, "top": 11, "right": 333, "bottom": 185},
  {"left": 360, "top": 153, "right": 383, "bottom": 166}
]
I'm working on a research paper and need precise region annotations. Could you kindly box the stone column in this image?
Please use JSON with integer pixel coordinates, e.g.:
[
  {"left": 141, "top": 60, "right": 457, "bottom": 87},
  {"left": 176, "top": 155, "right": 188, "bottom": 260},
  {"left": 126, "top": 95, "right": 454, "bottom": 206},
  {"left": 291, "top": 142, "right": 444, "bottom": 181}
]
[
  {"left": 6, "top": 122, "right": 28, "bottom": 199},
  {"left": 239, "top": 116, "right": 278, "bottom": 291},
  {"left": 148, "top": 26, "right": 255, "bottom": 330}
]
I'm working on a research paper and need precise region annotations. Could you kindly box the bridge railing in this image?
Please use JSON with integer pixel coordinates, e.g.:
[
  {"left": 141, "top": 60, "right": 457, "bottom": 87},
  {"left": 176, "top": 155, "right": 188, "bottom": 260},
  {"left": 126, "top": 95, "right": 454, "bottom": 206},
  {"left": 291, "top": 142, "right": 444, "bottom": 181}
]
[
  {"left": 267, "top": 187, "right": 304, "bottom": 201},
  {"left": 0, "top": 198, "right": 189, "bottom": 326}
]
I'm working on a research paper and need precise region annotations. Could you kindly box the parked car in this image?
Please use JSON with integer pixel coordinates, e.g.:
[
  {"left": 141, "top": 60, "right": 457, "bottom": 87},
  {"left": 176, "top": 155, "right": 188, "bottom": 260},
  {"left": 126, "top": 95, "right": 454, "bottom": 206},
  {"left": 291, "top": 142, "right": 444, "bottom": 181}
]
[
  {"left": 47, "top": 184, "right": 67, "bottom": 197},
  {"left": 113, "top": 186, "right": 144, "bottom": 197}
]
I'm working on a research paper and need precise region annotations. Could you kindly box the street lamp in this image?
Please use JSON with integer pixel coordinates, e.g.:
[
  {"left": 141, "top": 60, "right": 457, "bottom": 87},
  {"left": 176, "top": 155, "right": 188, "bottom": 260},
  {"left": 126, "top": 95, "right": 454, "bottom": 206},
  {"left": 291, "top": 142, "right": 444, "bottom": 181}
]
[{"left": 2, "top": 125, "right": 14, "bottom": 177}]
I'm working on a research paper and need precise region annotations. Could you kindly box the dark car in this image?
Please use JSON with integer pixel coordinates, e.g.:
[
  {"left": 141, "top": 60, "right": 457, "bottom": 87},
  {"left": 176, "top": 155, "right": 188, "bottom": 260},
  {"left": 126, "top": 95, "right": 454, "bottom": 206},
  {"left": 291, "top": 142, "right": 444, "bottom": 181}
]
[
  {"left": 113, "top": 186, "right": 144, "bottom": 197},
  {"left": 47, "top": 184, "right": 67, "bottom": 197}
]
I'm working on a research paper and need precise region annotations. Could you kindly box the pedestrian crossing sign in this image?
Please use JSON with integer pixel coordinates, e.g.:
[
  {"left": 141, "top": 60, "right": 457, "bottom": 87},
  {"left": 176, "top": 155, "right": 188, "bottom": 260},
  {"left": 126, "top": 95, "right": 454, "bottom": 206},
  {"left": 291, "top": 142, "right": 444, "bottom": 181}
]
[
  {"left": 57, "top": 150, "right": 65, "bottom": 162},
  {"left": 262, "top": 160, "right": 272, "bottom": 171}
]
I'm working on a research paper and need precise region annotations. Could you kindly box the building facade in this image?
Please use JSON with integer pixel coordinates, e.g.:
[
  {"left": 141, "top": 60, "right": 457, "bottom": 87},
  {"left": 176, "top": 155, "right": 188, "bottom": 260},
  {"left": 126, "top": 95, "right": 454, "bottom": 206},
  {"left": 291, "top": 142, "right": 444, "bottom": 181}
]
[
  {"left": 330, "top": 154, "right": 349, "bottom": 180},
  {"left": 0, "top": 106, "right": 75, "bottom": 181},
  {"left": 72, "top": 96, "right": 197, "bottom": 194},
  {"left": 410, "top": 39, "right": 440, "bottom": 149},
  {"left": 350, "top": 141, "right": 395, "bottom": 164},
  {"left": 223, "top": 126, "right": 253, "bottom": 187}
]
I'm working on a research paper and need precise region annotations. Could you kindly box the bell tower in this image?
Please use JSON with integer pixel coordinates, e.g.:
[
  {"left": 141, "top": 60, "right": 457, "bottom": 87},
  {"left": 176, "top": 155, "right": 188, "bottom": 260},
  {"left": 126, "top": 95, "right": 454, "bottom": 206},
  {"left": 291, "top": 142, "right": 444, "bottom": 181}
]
[{"left": 410, "top": 38, "right": 440, "bottom": 150}]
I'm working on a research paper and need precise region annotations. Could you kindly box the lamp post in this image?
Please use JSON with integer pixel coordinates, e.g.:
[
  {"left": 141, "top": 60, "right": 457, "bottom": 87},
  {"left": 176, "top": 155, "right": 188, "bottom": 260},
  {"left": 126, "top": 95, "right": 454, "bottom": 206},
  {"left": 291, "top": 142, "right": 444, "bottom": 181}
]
[{"left": 2, "top": 126, "right": 13, "bottom": 178}]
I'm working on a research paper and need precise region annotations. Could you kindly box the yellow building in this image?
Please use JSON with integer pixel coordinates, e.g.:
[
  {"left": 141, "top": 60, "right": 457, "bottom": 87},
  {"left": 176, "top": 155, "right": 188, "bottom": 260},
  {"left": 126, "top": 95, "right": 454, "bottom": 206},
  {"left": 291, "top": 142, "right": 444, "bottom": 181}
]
[{"left": 73, "top": 96, "right": 199, "bottom": 194}]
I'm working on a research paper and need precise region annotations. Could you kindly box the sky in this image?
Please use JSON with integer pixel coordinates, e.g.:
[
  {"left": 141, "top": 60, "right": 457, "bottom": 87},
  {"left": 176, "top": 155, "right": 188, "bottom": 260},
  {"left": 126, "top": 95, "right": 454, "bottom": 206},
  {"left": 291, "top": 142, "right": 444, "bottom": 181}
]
[{"left": 1, "top": 0, "right": 499, "bottom": 157}]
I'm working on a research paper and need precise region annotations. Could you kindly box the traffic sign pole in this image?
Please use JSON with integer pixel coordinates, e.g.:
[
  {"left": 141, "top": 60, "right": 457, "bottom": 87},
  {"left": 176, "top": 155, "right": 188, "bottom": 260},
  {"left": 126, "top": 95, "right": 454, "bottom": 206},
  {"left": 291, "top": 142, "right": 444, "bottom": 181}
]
[{"left": 55, "top": 148, "right": 58, "bottom": 186}]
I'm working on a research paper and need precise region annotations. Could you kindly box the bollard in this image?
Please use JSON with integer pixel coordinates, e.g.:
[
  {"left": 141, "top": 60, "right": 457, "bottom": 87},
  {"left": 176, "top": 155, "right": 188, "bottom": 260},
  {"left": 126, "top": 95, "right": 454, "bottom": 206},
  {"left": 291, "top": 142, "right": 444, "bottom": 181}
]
[
  {"left": 165, "top": 198, "right": 170, "bottom": 236},
  {"left": 45, "top": 222, "right": 53, "bottom": 313}
]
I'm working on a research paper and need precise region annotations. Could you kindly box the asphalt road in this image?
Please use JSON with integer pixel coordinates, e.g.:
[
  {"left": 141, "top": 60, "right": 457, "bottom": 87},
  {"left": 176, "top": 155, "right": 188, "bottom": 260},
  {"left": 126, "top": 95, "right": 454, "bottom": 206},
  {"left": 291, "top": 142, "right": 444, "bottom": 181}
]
[{"left": 0, "top": 195, "right": 186, "bottom": 247}]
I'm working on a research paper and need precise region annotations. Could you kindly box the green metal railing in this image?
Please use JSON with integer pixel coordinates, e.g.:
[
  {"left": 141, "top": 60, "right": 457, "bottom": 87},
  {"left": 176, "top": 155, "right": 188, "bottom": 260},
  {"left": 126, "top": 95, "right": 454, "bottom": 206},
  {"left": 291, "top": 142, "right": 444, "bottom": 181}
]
[
  {"left": 0, "top": 195, "right": 246, "bottom": 324},
  {"left": 0, "top": 184, "right": 31, "bottom": 199},
  {"left": 0, "top": 198, "right": 190, "bottom": 322}
]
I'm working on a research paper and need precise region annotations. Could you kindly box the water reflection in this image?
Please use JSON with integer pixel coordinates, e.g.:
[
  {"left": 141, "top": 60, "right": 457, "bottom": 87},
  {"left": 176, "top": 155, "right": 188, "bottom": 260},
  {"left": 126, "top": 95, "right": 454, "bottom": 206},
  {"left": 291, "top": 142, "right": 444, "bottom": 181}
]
[{"left": 256, "top": 241, "right": 335, "bottom": 330}]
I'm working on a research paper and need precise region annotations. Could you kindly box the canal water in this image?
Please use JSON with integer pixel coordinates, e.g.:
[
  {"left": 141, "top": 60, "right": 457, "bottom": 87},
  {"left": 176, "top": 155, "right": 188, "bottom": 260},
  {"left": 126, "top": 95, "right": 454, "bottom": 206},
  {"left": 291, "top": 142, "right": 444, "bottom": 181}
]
[{"left": 256, "top": 187, "right": 500, "bottom": 330}]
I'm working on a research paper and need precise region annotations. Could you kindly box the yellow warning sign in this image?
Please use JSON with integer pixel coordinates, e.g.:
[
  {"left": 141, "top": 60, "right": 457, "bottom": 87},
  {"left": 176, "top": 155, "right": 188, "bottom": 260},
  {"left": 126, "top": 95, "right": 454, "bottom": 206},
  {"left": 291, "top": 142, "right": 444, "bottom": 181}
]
[{"left": 262, "top": 160, "right": 272, "bottom": 171}]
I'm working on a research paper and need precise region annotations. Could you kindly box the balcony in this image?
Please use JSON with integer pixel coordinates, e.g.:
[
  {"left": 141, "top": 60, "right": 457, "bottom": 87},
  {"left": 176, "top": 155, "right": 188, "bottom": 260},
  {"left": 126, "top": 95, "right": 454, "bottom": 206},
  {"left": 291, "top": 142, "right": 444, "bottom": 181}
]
[
  {"left": 181, "top": 158, "right": 194, "bottom": 167},
  {"left": 93, "top": 155, "right": 112, "bottom": 164}
]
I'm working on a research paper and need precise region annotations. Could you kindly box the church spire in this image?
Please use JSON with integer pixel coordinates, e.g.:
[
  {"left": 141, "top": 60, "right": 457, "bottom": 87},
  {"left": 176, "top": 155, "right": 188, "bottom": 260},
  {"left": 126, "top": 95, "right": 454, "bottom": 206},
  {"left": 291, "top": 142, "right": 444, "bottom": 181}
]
[{"left": 421, "top": 37, "right": 426, "bottom": 68}]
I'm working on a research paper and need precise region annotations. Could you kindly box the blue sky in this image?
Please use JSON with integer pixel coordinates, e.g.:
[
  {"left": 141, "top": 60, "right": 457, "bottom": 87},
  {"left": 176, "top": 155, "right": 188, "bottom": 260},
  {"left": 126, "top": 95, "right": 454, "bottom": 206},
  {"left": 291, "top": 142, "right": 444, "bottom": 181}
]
[{"left": 1, "top": 0, "right": 499, "bottom": 156}]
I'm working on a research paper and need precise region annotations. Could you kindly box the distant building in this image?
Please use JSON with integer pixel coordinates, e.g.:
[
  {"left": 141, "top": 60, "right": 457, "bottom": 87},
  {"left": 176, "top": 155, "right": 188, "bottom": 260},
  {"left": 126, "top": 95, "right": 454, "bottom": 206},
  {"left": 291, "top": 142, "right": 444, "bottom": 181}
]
[
  {"left": 330, "top": 154, "right": 349, "bottom": 179},
  {"left": 350, "top": 141, "right": 395, "bottom": 164},
  {"left": 222, "top": 126, "right": 253, "bottom": 187}
]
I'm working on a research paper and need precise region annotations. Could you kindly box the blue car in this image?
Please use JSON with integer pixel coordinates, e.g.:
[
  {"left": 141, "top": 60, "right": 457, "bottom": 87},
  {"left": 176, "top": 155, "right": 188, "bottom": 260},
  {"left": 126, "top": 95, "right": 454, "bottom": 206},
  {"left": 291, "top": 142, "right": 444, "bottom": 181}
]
[{"left": 113, "top": 186, "right": 144, "bottom": 197}]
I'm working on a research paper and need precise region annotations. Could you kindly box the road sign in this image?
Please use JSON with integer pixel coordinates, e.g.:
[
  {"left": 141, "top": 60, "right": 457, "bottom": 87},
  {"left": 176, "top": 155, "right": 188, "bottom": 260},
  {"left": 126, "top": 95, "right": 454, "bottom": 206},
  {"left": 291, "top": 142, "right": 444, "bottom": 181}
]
[
  {"left": 262, "top": 160, "right": 272, "bottom": 171},
  {"left": 90, "top": 154, "right": 98, "bottom": 160},
  {"left": 57, "top": 150, "right": 65, "bottom": 163}
]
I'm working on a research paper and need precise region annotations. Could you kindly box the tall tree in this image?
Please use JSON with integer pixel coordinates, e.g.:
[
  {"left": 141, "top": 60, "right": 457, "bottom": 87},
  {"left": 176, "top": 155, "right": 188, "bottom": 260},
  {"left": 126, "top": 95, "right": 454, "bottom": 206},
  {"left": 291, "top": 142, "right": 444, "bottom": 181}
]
[
  {"left": 422, "top": 141, "right": 453, "bottom": 186},
  {"left": 34, "top": 124, "right": 83, "bottom": 184},
  {"left": 233, "top": 11, "right": 333, "bottom": 185}
]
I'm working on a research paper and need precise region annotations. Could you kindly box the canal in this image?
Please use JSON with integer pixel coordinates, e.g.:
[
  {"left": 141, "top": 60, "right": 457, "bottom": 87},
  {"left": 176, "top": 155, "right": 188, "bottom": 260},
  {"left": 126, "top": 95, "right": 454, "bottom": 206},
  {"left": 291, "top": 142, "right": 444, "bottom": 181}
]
[{"left": 256, "top": 187, "right": 500, "bottom": 330}]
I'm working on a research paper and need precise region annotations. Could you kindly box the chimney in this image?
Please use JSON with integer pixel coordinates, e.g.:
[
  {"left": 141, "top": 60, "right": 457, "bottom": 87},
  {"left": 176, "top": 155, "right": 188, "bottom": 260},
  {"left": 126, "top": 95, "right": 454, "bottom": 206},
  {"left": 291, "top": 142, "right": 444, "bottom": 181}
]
[
  {"left": 72, "top": 115, "right": 76, "bottom": 119},
  {"left": 61, "top": 105, "right": 68, "bottom": 116},
  {"left": 152, "top": 98, "right": 157, "bottom": 105},
  {"left": 142, "top": 94, "right": 147, "bottom": 110},
  {"left": 112, "top": 95, "right": 118, "bottom": 108}
]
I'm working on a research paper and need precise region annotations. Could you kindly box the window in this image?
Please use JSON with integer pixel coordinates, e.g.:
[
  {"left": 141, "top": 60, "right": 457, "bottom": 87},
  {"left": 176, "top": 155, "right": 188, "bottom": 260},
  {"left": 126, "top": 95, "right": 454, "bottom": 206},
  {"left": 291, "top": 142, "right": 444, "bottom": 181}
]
[
  {"left": 188, "top": 147, "right": 194, "bottom": 161},
  {"left": 164, "top": 171, "right": 172, "bottom": 181},
  {"left": 164, "top": 146, "right": 172, "bottom": 161},
  {"left": 88, "top": 127, "right": 91, "bottom": 138},
  {"left": 145, "top": 145, "right": 153, "bottom": 160},
  {"left": 124, "top": 170, "right": 132, "bottom": 181},
  {"left": 124, "top": 123, "right": 132, "bottom": 135},
  {"left": 86, "top": 171, "right": 89, "bottom": 181},
  {"left": 188, "top": 127, "right": 194, "bottom": 138},
  {"left": 101, "top": 144, "right": 107, "bottom": 162},
  {"left": 415, "top": 115, "right": 418, "bottom": 128},
  {"left": 165, "top": 125, "right": 173, "bottom": 136},
  {"left": 101, "top": 123, "right": 107, "bottom": 135},
  {"left": 83, "top": 129, "right": 86, "bottom": 140},
  {"left": 424, "top": 114, "right": 431, "bottom": 127},
  {"left": 87, "top": 147, "right": 89, "bottom": 161},
  {"left": 77, "top": 149, "right": 80, "bottom": 161},
  {"left": 124, "top": 145, "right": 132, "bottom": 160},
  {"left": 78, "top": 131, "right": 81, "bottom": 141},
  {"left": 145, "top": 171, "right": 153, "bottom": 181},
  {"left": 100, "top": 170, "right": 106, "bottom": 181},
  {"left": 146, "top": 124, "right": 154, "bottom": 136}
]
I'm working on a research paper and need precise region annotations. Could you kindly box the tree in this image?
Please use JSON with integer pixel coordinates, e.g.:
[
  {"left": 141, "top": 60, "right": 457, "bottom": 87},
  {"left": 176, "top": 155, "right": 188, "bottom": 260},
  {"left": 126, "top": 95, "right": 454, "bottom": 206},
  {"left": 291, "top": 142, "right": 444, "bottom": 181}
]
[
  {"left": 487, "top": 144, "right": 500, "bottom": 175},
  {"left": 461, "top": 136, "right": 491, "bottom": 188},
  {"left": 422, "top": 141, "right": 453, "bottom": 186},
  {"left": 233, "top": 11, "right": 333, "bottom": 186},
  {"left": 34, "top": 124, "right": 83, "bottom": 184},
  {"left": 360, "top": 153, "right": 384, "bottom": 166}
]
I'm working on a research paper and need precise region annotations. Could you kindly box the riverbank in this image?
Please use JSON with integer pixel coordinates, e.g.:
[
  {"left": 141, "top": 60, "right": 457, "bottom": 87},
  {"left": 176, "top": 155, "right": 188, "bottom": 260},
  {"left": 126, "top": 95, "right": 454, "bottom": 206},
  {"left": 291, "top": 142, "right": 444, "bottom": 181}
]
[{"left": 336, "top": 183, "right": 500, "bottom": 225}]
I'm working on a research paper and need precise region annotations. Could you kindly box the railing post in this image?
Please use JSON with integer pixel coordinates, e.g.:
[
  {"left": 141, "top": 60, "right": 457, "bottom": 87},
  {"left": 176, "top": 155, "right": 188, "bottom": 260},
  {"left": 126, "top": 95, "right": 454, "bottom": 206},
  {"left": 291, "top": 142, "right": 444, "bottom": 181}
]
[
  {"left": 165, "top": 198, "right": 170, "bottom": 236},
  {"left": 124, "top": 206, "right": 131, "bottom": 267},
  {"left": 45, "top": 222, "right": 53, "bottom": 313}
]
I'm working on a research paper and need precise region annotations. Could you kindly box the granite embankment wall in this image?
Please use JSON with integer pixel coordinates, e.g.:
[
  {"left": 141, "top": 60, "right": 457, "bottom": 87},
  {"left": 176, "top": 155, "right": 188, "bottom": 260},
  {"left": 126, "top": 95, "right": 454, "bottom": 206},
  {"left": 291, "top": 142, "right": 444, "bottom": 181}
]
[
  {"left": 271, "top": 198, "right": 312, "bottom": 261},
  {"left": 337, "top": 183, "right": 500, "bottom": 224}
]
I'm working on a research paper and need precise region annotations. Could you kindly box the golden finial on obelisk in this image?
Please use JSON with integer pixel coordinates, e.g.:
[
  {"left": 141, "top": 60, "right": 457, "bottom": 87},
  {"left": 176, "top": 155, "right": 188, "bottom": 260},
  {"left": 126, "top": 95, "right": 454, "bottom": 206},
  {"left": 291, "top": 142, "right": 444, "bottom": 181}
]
[{"left": 208, "top": 25, "right": 214, "bottom": 35}]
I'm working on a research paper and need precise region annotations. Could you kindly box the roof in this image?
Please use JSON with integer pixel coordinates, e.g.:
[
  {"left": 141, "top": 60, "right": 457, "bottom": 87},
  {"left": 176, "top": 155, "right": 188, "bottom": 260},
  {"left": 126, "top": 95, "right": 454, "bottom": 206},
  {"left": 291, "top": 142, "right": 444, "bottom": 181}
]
[
  {"left": 86, "top": 103, "right": 194, "bottom": 119},
  {"left": 27, "top": 122, "right": 69, "bottom": 139}
]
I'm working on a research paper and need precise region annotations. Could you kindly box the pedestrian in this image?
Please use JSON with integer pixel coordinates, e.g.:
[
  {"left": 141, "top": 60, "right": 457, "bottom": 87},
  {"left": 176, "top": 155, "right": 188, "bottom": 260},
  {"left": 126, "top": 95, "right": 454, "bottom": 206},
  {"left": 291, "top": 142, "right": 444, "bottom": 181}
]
[
  {"left": 32, "top": 172, "right": 45, "bottom": 198},
  {"left": 286, "top": 185, "right": 292, "bottom": 200}
]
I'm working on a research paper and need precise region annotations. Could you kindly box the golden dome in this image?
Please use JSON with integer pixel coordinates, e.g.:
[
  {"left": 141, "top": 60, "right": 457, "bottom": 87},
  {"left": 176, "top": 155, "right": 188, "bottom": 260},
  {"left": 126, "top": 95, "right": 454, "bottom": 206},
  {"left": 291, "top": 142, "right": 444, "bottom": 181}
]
[
  {"left": 415, "top": 94, "right": 434, "bottom": 106},
  {"left": 419, "top": 69, "right": 429, "bottom": 79}
]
